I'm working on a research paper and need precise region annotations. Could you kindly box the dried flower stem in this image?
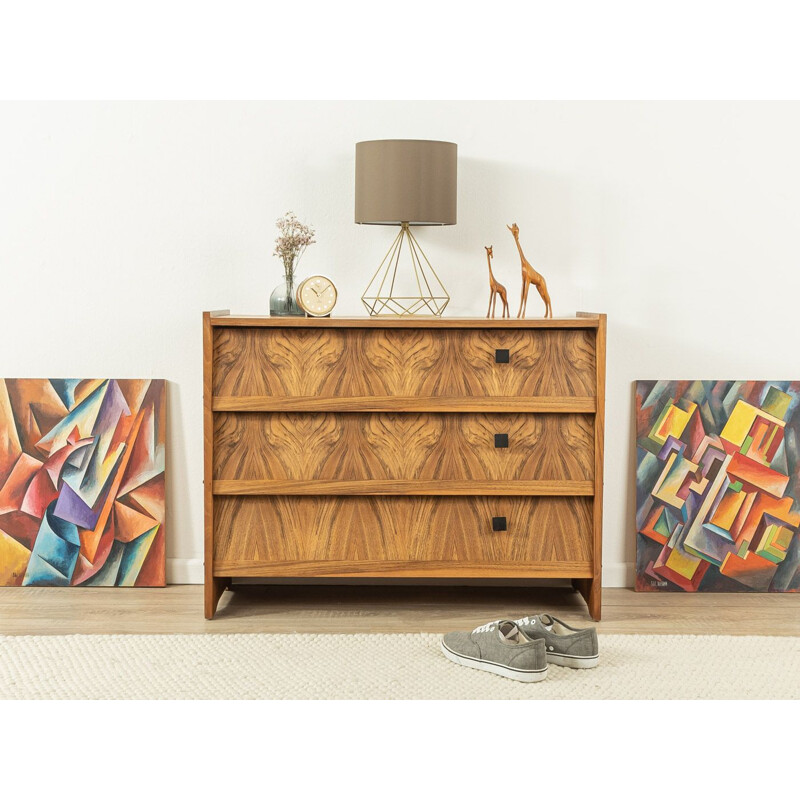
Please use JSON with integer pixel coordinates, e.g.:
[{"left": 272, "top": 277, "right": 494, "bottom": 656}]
[{"left": 273, "top": 211, "right": 316, "bottom": 283}]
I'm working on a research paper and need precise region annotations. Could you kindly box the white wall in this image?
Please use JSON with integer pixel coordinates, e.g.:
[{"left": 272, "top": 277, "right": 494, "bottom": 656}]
[{"left": 2, "top": 101, "right": 799, "bottom": 586}]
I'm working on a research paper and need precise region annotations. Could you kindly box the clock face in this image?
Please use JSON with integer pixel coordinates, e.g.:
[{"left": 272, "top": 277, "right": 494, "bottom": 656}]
[{"left": 298, "top": 276, "right": 337, "bottom": 317}]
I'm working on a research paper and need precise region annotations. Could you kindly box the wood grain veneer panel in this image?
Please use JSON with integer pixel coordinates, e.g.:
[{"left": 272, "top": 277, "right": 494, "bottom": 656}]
[
  {"left": 212, "top": 327, "right": 596, "bottom": 399},
  {"left": 213, "top": 412, "right": 595, "bottom": 482},
  {"left": 213, "top": 496, "right": 593, "bottom": 569},
  {"left": 204, "top": 310, "right": 231, "bottom": 617}
]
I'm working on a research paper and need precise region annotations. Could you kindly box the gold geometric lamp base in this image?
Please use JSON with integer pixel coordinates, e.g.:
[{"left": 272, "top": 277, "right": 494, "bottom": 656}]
[{"left": 361, "top": 223, "right": 450, "bottom": 316}]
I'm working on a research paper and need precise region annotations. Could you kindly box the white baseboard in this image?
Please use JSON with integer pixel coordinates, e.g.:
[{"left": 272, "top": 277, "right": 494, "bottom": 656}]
[
  {"left": 602, "top": 562, "right": 635, "bottom": 588},
  {"left": 166, "top": 559, "right": 635, "bottom": 588},
  {"left": 167, "top": 558, "right": 204, "bottom": 584}
]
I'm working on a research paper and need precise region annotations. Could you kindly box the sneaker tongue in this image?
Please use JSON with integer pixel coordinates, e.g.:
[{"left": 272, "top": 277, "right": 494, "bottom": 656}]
[
  {"left": 499, "top": 622, "right": 520, "bottom": 640},
  {"left": 539, "top": 614, "right": 554, "bottom": 627}
]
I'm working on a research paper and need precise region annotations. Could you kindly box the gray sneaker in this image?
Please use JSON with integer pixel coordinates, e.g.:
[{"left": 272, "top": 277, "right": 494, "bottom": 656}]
[
  {"left": 473, "top": 613, "right": 599, "bottom": 669},
  {"left": 441, "top": 620, "right": 548, "bottom": 682}
]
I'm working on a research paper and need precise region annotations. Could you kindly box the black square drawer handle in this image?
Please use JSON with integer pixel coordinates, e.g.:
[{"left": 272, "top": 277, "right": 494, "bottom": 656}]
[
  {"left": 495, "top": 348, "right": 510, "bottom": 364},
  {"left": 492, "top": 516, "right": 507, "bottom": 532},
  {"left": 494, "top": 433, "right": 509, "bottom": 448}
]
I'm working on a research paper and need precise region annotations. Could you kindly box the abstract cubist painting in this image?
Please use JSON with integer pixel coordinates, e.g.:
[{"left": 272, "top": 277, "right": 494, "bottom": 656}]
[
  {"left": 0, "top": 379, "right": 165, "bottom": 587},
  {"left": 636, "top": 380, "right": 800, "bottom": 592}
]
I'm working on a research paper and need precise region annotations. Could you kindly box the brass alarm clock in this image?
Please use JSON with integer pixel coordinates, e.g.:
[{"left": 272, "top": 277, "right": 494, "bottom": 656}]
[{"left": 296, "top": 275, "right": 338, "bottom": 317}]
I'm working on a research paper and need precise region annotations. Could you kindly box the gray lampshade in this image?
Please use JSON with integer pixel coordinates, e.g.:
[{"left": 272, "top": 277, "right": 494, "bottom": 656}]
[{"left": 355, "top": 139, "right": 457, "bottom": 226}]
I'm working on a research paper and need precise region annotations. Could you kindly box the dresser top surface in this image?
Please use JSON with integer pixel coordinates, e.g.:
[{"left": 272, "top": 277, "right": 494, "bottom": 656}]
[{"left": 206, "top": 312, "right": 604, "bottom": 329}]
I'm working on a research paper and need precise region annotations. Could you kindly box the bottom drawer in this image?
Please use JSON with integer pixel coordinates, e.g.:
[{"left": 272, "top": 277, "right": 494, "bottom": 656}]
[{"left": 213, "top": 495, "right": 593, "bottom": 577}]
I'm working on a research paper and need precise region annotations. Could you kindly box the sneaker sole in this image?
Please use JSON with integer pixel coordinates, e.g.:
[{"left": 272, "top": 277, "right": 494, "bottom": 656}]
[
  {"left": 546, "top": 652, "right": 599, "bottom": 669},
  {"left": 440, "top": 641, "right": 548, "bottom": 683}
]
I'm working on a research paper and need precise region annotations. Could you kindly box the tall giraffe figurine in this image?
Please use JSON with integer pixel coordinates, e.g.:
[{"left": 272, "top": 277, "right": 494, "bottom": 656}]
[
  {"left": 507, "top": 222, "right": 552, "bottom": 319},
  {"left": 484, "top": 245, "right": 509, "bottom": 318}
]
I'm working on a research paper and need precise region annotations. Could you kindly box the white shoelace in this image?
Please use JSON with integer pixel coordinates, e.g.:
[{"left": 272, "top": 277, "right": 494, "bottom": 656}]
[{"left": 473, "top": 615, "right": 537, "bottom": 633}]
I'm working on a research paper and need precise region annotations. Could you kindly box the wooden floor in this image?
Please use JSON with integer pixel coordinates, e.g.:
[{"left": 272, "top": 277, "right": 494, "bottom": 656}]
[{"left": 1, "top": 584, "right": 799, "bottom": 636}]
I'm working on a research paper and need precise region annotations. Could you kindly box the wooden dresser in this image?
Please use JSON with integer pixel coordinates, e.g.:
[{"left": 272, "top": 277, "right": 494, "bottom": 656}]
[{"left": 203, "top": 312, "right": 606, "bottom": 619}]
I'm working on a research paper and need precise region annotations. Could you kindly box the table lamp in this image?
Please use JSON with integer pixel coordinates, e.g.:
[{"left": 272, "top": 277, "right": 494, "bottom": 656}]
[{"left": 355, "top": 139, "right": 457, "bottom": 316}]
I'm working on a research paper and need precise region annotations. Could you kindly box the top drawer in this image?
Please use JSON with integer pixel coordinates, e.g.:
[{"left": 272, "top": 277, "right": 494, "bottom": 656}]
[{"left": 212, "top": 327, "right": 596, "bottom": 400}]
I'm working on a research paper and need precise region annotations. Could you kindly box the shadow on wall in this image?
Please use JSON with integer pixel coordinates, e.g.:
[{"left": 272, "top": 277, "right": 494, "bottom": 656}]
[
  {"left": 165, "top": 380, "right": 193, "bottom": 570},
  {"left": 435, "top": 157, "right": 579, "bottom": 314},
  {"left": 303, "top": 151, "right": 361, "bottom": 308},
  {"left": 627, "top": 379, "right": 640, "bottom": 570},
  {"left": 457, "top": 157, "right": 577, "bottom": 261}
]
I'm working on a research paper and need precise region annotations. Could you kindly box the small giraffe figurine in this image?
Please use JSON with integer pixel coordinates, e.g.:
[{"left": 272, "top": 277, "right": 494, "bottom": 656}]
[
  {"left": 484, "top": 245, "right": 509, "bottom": 318},
  {"left": 507, "top": 222, "right": 552, "bottom": 318}
]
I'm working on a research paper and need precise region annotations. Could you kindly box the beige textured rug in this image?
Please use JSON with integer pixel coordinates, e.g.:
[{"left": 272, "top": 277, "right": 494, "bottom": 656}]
[{"left": 1, "top": 633, "right": 798, "bottom": 699}]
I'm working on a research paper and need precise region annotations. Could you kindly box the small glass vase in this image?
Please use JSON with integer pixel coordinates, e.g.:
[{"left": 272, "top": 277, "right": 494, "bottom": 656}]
[{"left": 269, "top": 272, "right": 304, "bottom": 317}]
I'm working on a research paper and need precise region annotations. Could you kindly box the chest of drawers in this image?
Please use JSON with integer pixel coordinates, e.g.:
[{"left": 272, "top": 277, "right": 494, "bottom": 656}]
[{"left": 203, "top": 312, "right": 606, "bottom": 619}]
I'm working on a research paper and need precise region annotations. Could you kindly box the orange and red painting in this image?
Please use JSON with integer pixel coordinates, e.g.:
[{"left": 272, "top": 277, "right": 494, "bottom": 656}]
[
  {"left": 0, "top": 379, "right": 165, "bottom": 586},
  {"left": 636, "top": 380, "right": 800, "bottom": 592}
]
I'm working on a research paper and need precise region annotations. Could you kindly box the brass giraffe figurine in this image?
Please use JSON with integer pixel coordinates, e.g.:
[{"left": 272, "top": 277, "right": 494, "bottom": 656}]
[
  {"left": 507, "top": 222, "right": 552, "bottom": 318},
  {"left": 484, "top": 246, "right": 509, "bottom": 318}
]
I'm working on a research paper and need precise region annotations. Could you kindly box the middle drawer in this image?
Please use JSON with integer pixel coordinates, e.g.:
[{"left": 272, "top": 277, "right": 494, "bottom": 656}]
[{"left": 213, "top": 412, "right": 594, "bottom": 483}]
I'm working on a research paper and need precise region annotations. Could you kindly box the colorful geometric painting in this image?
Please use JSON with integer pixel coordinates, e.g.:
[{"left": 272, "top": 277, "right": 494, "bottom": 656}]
[
  {"left": 636, "top": 381, "right": 800, "bottom": 592},
  {"left": 0, "top": 379, "right": 165, "bottom": 587}
]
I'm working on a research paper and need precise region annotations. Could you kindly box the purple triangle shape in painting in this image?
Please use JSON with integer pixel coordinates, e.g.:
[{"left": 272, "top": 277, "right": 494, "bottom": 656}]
[{"left": 53, "top": 481, "right": 99, "bottom": 530}]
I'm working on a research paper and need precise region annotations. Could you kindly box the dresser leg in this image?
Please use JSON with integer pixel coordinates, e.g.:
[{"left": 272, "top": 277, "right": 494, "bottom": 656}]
[
  {"left": 205, "top": 577, "right": 230, "bottom": 619},
  {"left": 572, "top": 578, "right": 602, "bottom": 621}
]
